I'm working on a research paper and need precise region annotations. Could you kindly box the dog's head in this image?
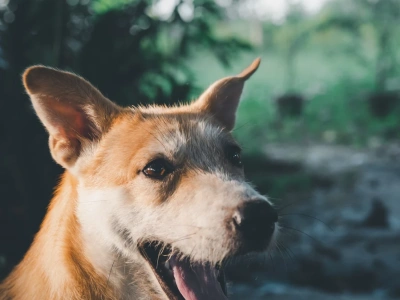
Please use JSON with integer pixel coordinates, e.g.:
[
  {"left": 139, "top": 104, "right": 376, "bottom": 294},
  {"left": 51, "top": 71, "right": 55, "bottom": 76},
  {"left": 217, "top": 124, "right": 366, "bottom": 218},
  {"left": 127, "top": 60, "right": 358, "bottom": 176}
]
[{"left": 23, "top": 59, "right": 278, "bottom": 300}]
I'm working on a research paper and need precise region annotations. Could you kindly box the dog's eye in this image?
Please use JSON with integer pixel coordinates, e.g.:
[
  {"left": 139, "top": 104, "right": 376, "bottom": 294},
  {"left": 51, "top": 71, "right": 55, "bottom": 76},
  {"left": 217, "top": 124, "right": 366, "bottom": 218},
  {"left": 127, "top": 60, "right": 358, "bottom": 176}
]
[
  {"left": 142, "top": 158, "right": 173, "bottom": 179},
  {"left": 226, "top": 145, "right": 242, "bottom": 168}
]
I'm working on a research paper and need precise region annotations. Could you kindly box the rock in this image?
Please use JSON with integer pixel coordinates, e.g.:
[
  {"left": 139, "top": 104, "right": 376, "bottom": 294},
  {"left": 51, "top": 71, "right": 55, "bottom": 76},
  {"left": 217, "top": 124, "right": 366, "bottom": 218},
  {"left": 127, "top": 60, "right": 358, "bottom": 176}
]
[{"left": 361, "top": 198, "right": 389, "bottom": 228}]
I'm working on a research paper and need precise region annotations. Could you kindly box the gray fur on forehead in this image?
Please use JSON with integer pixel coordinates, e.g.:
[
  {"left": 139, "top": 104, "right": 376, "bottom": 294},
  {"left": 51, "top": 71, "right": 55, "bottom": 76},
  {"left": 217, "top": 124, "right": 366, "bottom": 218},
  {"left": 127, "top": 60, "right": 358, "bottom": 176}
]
[{"left": 145, "top": 113, "right": 240, "bottom": 173}]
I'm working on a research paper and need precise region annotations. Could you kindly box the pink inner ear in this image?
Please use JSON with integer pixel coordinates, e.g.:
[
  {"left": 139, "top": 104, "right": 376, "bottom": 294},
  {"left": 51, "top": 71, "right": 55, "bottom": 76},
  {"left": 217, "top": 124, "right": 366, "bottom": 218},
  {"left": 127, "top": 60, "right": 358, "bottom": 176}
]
[
  {"left": 217, "top": 82, "right": 243, "bottom": 125},
  {"left": 201, "top": 78, "right": 244, "bottom": 131},
  {"left": 47, "top": 99, "right": 92, "bottom": 140}
]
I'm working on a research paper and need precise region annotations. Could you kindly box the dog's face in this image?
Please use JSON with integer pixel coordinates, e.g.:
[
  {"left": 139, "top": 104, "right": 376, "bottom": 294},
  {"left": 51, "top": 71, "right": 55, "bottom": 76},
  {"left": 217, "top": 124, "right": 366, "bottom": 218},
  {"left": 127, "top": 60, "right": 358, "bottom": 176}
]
[{"left": 24, "top": 59, "right": 278, "bottom": 300}]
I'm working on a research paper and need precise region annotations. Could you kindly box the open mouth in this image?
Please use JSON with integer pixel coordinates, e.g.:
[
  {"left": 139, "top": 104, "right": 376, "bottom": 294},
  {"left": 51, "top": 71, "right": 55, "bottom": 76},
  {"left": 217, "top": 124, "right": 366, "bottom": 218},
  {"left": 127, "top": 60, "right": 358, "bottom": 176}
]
[{"left": 139, "top": 241, "right": 228, "bottom": 300}]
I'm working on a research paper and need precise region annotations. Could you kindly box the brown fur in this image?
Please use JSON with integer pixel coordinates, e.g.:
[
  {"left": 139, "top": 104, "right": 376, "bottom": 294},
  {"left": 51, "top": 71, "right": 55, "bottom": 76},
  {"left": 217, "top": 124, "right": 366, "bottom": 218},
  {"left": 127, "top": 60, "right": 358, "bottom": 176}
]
[
  {"left": 0, "top": 59, "right": 263, "bottom": 300},
  {"left": 0, "top": 173, "right": 119, "bottom": 300}
]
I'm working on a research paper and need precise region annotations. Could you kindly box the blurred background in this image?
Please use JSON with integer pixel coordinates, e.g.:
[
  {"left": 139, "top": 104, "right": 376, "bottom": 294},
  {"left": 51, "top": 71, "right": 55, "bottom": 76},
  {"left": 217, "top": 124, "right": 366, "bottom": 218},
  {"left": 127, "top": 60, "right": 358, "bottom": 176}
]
[{"left": 1, "top": 0, "right": 400, "bottom": 299}]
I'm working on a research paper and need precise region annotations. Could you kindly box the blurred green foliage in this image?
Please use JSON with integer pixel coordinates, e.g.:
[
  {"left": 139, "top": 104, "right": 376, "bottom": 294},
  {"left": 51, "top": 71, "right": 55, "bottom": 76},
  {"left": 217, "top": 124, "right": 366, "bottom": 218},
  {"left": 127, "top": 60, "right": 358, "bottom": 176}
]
[{"left": 188, "top": 0, "right": 400, "bottom": 150}]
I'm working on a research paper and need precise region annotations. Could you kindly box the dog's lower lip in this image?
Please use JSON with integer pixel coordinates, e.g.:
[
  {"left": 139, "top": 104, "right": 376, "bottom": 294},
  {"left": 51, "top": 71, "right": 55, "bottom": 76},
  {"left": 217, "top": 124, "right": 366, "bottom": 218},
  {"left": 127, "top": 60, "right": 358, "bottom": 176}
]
[{"left": 138, "top": 241, "right": 227, "bottom": 300}]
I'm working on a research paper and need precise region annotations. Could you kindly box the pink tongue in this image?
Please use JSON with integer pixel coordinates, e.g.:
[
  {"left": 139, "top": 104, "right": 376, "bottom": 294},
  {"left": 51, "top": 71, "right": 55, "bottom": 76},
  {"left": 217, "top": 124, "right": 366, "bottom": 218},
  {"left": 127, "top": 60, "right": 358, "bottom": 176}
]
[{"left": 169, "top": 256, "right": 227, "bottom": 300}]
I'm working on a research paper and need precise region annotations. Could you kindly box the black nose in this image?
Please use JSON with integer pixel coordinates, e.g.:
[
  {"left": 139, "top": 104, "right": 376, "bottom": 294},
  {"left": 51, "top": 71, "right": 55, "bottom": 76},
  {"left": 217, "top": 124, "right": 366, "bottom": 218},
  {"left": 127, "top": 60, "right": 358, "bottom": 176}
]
[{"left": 232, "top": 200, "right": 278, "bottom": 251}]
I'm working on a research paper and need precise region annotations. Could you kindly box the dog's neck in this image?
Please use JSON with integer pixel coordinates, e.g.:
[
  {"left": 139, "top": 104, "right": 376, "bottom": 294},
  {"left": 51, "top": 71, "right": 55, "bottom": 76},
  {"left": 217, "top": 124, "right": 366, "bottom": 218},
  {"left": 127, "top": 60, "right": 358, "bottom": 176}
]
[{"left": 1, "top": 172, "right": 155, "bottom": 300}]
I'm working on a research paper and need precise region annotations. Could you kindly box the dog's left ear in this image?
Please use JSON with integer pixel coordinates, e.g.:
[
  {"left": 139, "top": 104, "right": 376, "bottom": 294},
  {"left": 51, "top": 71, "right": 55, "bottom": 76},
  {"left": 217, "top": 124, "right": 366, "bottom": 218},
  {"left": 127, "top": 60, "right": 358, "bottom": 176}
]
[
  {"left": 23, "top": 66, "right": 121, "bottom": 169},
  {"left": 192, "top": 58, "right": 261, "bottom": 131}
]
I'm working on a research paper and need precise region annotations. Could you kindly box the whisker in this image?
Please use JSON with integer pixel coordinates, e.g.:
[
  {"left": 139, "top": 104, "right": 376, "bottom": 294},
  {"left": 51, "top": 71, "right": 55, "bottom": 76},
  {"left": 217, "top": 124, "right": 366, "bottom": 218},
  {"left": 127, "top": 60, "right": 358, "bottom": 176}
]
[
  {"left": 80, "top": 200, "right": 110, "bottom": 203},
  {"left": 232, "top": 122, "right": 253, "bottom": 132},
  {"left": 168, "top": 232, "right": 198, "bottom": 247},
  {"left": 279, "top": 213, "right": 334, "bottom": 231},
  {"left": 279, "top": 225, "right": 322, "bottom": 244},
  {"left": 189, "top": 244, "right": 196, "bottom": 259},
  {"left": 277, "top": 241, "right": 296, "bottom": 264},
  {"left": 275, "top": 242, "right": 288, "bottom": 272},
  {"left": 143, "top": 128, "right": 169, "bottom": 153},
  {"left": 283, "top": 245, "right": 297, "bottom": 262},
  {"left": 156, "top": 243, "right": 167, "bottom": 270},
  {"left": 172, "top": 224, "right": 210, "bottom": 229},
  {"left": 277, "top": 201, "right": 298, "bottom": 212},
  {"left": 267, "top": 196, "right": 282, "bottom": 202},
  {"left": 106, "top": 259, "right": 116, "bottom": 289},
  {"left": 268, "top": 253, "right": 275, "bottom": 272}
]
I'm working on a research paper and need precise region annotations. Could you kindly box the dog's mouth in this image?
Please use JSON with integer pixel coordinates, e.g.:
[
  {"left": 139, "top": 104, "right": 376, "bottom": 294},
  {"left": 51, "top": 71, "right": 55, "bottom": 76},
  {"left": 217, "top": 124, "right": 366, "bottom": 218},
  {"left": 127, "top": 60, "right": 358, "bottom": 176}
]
[{"left": 139, "top": 242, "right": 228, "bottom": 300}]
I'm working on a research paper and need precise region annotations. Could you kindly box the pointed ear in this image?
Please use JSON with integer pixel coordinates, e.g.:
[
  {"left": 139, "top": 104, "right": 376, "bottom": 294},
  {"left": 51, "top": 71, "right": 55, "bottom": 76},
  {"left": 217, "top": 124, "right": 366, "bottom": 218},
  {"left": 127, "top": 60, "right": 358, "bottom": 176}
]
[
  {"left": 23, "top": 66, "right": 121, "bottom": 169},
  {"left": 192, "top": 58, "right": 261, "bottom": 131}
]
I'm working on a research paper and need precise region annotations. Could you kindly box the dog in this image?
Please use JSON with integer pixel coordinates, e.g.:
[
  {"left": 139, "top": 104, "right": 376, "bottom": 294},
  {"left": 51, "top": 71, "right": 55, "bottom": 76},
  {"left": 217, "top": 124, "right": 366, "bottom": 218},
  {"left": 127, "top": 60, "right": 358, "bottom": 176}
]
[{"left": 0, "top": 58, "right": 278, "bottom": 300}]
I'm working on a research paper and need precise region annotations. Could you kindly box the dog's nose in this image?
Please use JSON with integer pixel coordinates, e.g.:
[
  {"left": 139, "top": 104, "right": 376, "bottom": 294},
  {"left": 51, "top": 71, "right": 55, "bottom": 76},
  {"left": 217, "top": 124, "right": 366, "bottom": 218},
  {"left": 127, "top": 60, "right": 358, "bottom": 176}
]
[{"left": 232, "top": 200, "right": 278, "bottom": 251}]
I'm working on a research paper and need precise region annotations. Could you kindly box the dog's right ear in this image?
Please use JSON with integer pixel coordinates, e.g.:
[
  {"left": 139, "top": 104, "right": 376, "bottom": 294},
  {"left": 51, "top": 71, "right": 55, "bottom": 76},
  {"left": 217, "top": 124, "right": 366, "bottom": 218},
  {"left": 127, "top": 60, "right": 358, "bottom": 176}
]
[
  {"left": 23, "top": 66, "right": 121, "bottom": 169},
  {"left": 192, "top": 58, "right": 260, "bottom": 131}
]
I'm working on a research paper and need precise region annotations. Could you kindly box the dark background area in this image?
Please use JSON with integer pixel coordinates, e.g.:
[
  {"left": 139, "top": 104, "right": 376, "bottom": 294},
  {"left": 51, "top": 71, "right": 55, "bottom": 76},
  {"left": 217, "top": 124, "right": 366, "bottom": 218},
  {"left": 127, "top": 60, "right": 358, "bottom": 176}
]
[{"left": 1, "top": 0, "right": 400, "bottom": 299}]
